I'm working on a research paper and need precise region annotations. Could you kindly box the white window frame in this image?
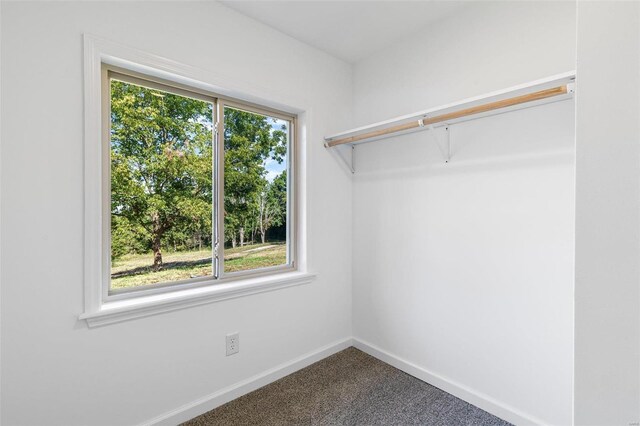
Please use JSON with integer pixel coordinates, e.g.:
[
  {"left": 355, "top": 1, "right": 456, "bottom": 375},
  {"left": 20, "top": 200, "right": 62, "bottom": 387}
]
[
  {"left": 216, "top": 99, "right": 297, "bottom": 282},
  {"left": 81, "top": 35, "right": 314, "bottom": 327}
]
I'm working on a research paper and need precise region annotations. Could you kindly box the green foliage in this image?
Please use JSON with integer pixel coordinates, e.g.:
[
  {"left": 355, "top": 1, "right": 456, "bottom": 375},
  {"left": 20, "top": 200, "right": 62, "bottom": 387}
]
[
  {"left": 255, "top": 171, "right": 287, "bottom": 243},
  {"left": 268, "top": 171, "right": 287, "bottom": 227},
  {"left": 110, "top": 80, "right": 213, "bottom": 263},
  {"left": 111, "top": 216, "right": 148, "bottom": 259},
  {"left": 223, "top": 108, "right": 287, "bottom": 246}
]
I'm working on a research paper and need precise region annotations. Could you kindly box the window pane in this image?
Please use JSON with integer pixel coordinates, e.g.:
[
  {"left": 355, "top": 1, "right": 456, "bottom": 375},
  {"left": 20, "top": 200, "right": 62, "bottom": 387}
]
[
  {"left": 109, "top": 78, "right": 214, "bottom": 291},
  {"left": 223, "top": 107, "right": 289, "bottom": 273}
]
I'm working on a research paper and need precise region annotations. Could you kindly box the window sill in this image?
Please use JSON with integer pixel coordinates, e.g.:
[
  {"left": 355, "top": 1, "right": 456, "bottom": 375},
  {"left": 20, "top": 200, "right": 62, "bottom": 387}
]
[{"left": 79, "top": 271, "right": 316, "bottom": 328}]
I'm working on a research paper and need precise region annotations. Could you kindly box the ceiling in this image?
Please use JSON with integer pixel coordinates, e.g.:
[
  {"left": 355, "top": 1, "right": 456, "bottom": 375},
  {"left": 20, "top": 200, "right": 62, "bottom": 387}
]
[{"left": 220, "top": 1, "right": 468, "bottom": 64}]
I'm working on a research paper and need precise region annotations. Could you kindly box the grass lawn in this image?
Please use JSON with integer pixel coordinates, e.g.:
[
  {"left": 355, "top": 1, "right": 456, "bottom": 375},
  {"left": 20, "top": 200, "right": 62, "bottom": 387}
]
[{"left": 111, "top": 242, "right": 286, "bottom": 290}]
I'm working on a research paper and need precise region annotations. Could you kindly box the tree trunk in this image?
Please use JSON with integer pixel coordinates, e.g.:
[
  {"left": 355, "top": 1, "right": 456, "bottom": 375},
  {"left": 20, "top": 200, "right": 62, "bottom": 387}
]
[
  {"left": 151, "top": 212, "right": 164, "bottom": 270},
  {"left": 152, "top": 234, "right": 163, "bottom": 270},
  {"left": 239, "top": 227, "right": 245, "bottom": 247},
  {"left": 258, "top": 195, "right": 266, "bottom": 245}
]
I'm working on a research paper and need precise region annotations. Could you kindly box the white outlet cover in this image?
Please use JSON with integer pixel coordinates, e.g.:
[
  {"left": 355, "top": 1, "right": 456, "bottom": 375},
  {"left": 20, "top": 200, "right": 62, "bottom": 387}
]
[{"left": 226, "top": 333, "right": 239, "bottom": 356}]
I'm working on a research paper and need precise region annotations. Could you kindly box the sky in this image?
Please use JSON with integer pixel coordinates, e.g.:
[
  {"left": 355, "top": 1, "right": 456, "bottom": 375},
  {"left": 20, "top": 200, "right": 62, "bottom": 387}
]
[{"left": 264, "top": 118, "right": 288, "bottom": 182}]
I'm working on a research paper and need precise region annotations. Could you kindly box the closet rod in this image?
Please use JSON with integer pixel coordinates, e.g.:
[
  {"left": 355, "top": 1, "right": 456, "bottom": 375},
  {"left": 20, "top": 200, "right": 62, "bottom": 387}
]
[{"left": 325, "top": 84, "right": 568, "bottom": 148}]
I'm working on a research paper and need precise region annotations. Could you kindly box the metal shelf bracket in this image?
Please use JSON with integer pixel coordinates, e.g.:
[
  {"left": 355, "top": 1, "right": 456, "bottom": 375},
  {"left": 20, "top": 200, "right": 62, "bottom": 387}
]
[
  {"left": 429, "top": 124, "right": 451, "bottom": 163},
  {"left": 333, "top": 144, "right": 355, "bottom": 174}
]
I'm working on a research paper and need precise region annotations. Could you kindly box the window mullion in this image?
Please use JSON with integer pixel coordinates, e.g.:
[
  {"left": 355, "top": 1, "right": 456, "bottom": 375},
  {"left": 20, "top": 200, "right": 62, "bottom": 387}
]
[
  {"left": 212, "top": 104, "right": 219, "bottom": 279},
  {"left": 215, "top": 101, "right": 226, "bottom": 279}
]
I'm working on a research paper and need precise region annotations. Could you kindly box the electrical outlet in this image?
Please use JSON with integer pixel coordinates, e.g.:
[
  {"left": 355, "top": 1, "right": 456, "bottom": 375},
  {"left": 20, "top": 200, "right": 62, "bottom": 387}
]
[{"left": 226, "top": 333, "right": 239, "bottom": 356}]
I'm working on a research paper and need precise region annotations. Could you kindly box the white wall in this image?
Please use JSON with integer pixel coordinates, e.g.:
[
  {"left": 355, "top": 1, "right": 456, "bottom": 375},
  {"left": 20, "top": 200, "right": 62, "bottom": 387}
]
[
  {"left": 351, "top": 2, "right": 577, "bottom": 424},
  {"left": 0, "top": 2, "right": 352, "bottom": 425},
  {"left": 5, "top": 2, "right": 639, "bottom": 426},
  {"left": 574, "top": 2, "right": 640, "bottom": 424}
]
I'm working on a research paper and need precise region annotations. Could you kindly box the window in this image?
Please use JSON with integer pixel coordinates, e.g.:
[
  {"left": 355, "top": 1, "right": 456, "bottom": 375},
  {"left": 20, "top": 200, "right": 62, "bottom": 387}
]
[
  {"left": 221, "top": 104, "right": 293, "bottom": 275},
  {"left": 105, "top": 66, "right": 295, "bottom": 297}
]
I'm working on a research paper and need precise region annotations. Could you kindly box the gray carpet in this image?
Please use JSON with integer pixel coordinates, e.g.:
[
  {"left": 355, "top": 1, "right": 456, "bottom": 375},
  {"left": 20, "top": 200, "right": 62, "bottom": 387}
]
[{"left": 183, "top": 347, "right": 512, "bottom": 426}]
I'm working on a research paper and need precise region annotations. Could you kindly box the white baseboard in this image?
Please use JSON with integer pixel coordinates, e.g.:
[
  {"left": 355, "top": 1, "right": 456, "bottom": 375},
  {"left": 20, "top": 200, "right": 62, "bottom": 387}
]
[
  {"left": 352, "top": 338, "right": 544, "bottom": 426},
  {"left": 141, "top": 337, "right": 353, "bottom": 426}
]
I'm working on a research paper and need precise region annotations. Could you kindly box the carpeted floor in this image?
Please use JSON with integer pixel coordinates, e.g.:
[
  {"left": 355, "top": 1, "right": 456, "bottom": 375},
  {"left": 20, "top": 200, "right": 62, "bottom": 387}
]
[{"left": 183, "top": 347, "right": 512, "bottom": 426}]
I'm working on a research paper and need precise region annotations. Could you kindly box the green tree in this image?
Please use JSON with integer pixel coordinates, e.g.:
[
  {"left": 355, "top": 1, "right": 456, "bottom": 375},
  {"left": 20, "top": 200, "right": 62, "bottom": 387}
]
[
  {"left": 110, "top": 80, "right": 213, "bottom": 269},
  {"left": 257, "top": 171, "right": 287, "bottom": 244},
  {"left": 223, "top": 108, "right": 286, "bottom": 247}
]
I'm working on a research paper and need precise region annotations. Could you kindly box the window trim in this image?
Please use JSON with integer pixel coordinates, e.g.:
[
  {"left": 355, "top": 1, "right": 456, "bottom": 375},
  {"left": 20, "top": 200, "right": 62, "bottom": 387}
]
[
  {"left": 80, "top": 271, "right": 317, "bottom": 328},
  {"left": 83, "top": 35, "right": 308, "bottom": 324},
  {"left": 103, "top": 64, "right": 297, "bottom": 300}
]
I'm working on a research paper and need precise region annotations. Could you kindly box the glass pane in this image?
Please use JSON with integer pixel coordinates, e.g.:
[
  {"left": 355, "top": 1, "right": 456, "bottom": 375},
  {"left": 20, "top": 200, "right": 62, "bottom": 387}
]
[
  {"left": 223, "top": 106, "right": 289, "bottom": 273},
  {"left": 109, "top": 78, "right": 214, "bottom": 291}
]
